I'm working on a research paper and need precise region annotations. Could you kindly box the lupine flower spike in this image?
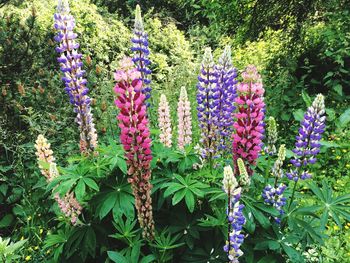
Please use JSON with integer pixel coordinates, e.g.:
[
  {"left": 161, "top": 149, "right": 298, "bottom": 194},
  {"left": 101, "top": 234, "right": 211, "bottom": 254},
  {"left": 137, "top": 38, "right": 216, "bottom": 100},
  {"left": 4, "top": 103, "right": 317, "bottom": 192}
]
[
  {"left": 114, "top": 57, "right": 155, "bottom": 240},
  {"left": 237, "top": 158, "right": 250, "bottom": 186},
  {"left": 35, "top": 135, "right": 82, "bottom": 225},
  {"left": 197, "top": 47, "right": 219, "bottom": 160},
  {"left": 265, "top": 116, "right": 277, "bottom": 155},
  {"left": 131, "top": 4, "right": 152, "bottom": 105},
  {"left": 262, "top": 144, "right": 287, "bottom": 223},
  {"left": 177, "top": 86, "right": 192, "bottom": 150},
  {"left": 232, "top": 65, "right": 265, "bottom": 175},
  {"left": 158, "top": 94, "right": 172, "bottom": 147},
  {"left": 215, "top": 46, "right": 238, "bottom": 154},
  {"left": 54, "top": 0, "right": 98, "bottom": 154},
  {"left": 287, "top": 94, "right": 326, "bottom": 181},
  {"left": 222, "top": 165, "right": 246, "bottom": 262}
]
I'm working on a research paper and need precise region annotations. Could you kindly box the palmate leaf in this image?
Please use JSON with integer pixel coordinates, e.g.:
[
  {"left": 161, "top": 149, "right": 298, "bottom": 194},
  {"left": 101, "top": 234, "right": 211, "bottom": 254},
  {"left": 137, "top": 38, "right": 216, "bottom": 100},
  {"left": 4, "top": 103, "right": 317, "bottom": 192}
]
[
  {"left": 308, "top": 180, "right": 350, "bottom": 229},
  {"left": 94, "top": 182, "right": 134, "bottom": 220},
  {"left": 161, "top": 174, "right": 208, "bottom": 213}
]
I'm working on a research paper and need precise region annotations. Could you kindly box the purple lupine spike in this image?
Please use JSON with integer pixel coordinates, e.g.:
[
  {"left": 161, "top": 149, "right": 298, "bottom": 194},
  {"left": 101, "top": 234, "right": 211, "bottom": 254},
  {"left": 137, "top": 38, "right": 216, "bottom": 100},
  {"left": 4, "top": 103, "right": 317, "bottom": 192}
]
[
  {"left": 131, "top": 5, "right": 152, "bottom": 105},
  {"left": 214, "top": 46, "right": 238, "bottom": 154},
  {"left": 262, "top": 184, "right": 287, "bottom": 224},
  {"left": 222, "top": 166, "right": 246, "bottom": 262},
  {"left": 287, "top": 94, "right": 326, "bottom": 181},
  {"left": 54, "top": 0, "right": 98, "bottom": 154},
  {"left": 196, "top": 47, "right": 219, "bottom": 160}
]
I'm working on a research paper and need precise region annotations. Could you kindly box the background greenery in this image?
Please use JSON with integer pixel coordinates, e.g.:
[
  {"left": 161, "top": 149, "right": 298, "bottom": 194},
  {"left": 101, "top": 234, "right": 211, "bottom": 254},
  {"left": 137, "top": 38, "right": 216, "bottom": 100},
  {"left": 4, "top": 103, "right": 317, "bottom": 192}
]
[{"left": 0, "top": 0, "right": 349, "bottom": 262}]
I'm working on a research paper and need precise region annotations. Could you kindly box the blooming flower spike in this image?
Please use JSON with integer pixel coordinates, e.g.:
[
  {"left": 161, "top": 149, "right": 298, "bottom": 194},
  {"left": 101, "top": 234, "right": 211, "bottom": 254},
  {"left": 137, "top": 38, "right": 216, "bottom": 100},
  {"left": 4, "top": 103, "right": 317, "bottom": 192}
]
[
  {"left": 114, "top": 57, "right": 155, "bottom": 240},
  {"left": 222, "top": 165, "right": 246, "bottom": 262},
  {"left": 177, "top": 86, "right": 192, "bottom": 150},
  {"left": 197, "top": 47, "right": 219, "bottom": 160},
  {"left": 131, "top": 4, "right": 152, "bottom": 105},
  {"left": 215, "top": 46, "right": 238, "bottom": 154},
  {"left": 158, "top": 94, "right": 172, "bottom": 147},
  {"left": 35, "top": 135, "right": 82, "bottom": 225},
  {"left": 287, "top": 94, "right": 326, "bottom": 181},
  {"left": 54, "top": 0, "right": 98, "bottom": 154},
  {"left": 265, "top": 116, "right": 278, "bottom": 155},
  {"left": 232, "top": 65, "right": 265, "bottom": 175}
]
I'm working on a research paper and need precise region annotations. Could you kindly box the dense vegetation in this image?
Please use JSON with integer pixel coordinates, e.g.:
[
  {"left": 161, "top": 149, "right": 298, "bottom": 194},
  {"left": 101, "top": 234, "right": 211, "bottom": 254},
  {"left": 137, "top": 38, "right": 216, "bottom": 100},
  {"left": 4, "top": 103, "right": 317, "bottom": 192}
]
[{"left": 0, "top": 0, "right": 349, "bottom": 262}]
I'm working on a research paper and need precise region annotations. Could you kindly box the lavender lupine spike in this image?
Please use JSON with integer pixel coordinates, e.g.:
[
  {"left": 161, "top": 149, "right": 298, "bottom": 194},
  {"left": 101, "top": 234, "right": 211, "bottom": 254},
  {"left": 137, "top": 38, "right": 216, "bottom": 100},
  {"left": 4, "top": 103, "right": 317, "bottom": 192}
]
[
  {"left": 214, "top": 46, "right": 238, "bottom": 154},
  {"left": 262, "top": 145, "right": 287, "bottom": 224},
  {"left": 264, "top": 116, "right": 277, "bottom": 155},
  {"left": 54, "top": 0, "right": 98, "bottom": 154},
  {"left": 158, "top": 94, "right": 172, "bottom": 147},
  {"left": 222, "top": 166, "right": 246, "bottom": 262},
  {"left": 177, "top": 86, "right": 192, "bottom": 150},
  {"left": 131, "top": 5, "right": 152, "bottom": 104},
  {"left": 287, "top": 94, "right": 326, "bottom": 181},
  {"left": 197, "top": 47, "right": 219, "bottom": 160}
]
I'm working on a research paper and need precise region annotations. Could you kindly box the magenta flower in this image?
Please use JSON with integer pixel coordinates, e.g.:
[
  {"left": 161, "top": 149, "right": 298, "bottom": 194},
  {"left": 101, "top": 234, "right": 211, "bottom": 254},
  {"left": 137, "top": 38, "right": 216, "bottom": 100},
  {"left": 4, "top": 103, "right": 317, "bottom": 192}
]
[
  {"left": 232, "top": 65, "right": 265, "bottom": 175},
  {"left": 114, "top": 57, "right": 155, "bottom": 240}
]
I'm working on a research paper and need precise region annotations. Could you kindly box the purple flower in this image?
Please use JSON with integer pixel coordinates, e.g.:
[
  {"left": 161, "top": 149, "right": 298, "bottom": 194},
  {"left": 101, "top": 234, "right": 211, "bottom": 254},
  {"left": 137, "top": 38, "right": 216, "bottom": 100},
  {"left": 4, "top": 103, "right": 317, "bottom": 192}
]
[
  {"left": 222, "top": 166, "right": 245, "bottom": 262},
  {"left": 287, "top": 94, "right": 326, "bottom": 181},
  {"left": 131, "top": 5, "right": 152, "bottom": 105},
  {"left": 214, "top": 46, "right": 237, "bottom": 154},
  {"left": 54, "top": 0, "right": 98, "bottom": 154},
  {"left": 196, "top": 47, "right": 219, "bottom": 159},
  {"left": 262, "top": 184, "right": 287, "bottom": 223}
]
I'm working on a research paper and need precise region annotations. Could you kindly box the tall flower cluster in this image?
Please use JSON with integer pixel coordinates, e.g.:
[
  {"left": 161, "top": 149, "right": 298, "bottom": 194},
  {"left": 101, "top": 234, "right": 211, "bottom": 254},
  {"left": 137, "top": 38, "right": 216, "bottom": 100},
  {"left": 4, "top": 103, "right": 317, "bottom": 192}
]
[
  {"left": 131, "top": 5, "right": 152, "bottom": 104},
  {"left": 197, "top": 47, "right": 219, "bottom": 159},
  {"left": 265, "top": 116, "right": 277, "bottom": 155},
  {"left": 158, "top": 94, "right": 172, "bottom": 147},
  {"left": 262, "top": 145, "right": 287, "bottom": 224},
  {"left": 114, "top": 57, "right": 155, "bottom": 240},
  {"left": 214, "top": 46, "right": 238, "bottom": 153},
  {"left": 222, "top": 166, "right": 246, "bottom": 262},
  {"left": 54, "top": 0, "right": 98, "bottom": 154},
  {"left": 287, "top": 94, "right": 326, "bottom": 181},
  {"left": 35, "top": 135, "right": 82, "bottom": 225},
  {"left": 232, "top": 65, "right": 265, "bottom": 175},
  {"left": 177, "top": 86, "right": 192, "bottom": 150}
]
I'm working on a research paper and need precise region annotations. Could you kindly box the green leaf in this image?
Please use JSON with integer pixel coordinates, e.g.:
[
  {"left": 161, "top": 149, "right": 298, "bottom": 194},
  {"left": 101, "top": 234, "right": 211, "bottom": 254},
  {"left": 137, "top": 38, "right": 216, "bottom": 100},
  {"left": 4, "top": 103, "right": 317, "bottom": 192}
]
[
  {"left": 301, "top": 91, "right": 312, "bottom": 107},
  {"left": 339, "top": 108, "right": 350, "bottom": 128},
  {"left": 75, "top": 179, "right": 86, "bottom": 201},
  {"left": 83, "top": 177, "right": 99, "bottom": 191},
  {"left": 99, "top": 193, "right": 117, "bottom": 219},
  {"left": 333, "top": 84, "right": 343, "bottom": 96},
  {"left": 140, "top": 255, "right": 156, "bottom": 263},
  {"left": 251, "top": 208, "right": 271, "bottom": 229},
  {"left": 257, "top": 255, "right": 277, "bottom": 263},
  {"left": 107, "top": 251, "right": 128, "bottom": 263},
  {"left": 185, "top": 191, "right": 195, "bottom": 213},
  {"left": 172, "top": 189, "right": 186, "bottom": 205},
  {"left": 293, "top": 109, "right": 304, "bottom": 121},
  {"left": 281, "top": 244, "right": 302, "bottom": 262},
  {"left": 0, "top": 214, "right": 14, "bottom": 228}
]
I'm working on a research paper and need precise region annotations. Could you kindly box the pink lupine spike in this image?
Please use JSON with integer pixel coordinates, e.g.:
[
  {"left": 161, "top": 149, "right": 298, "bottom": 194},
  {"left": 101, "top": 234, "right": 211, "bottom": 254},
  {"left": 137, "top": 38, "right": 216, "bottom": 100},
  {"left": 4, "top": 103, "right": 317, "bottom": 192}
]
[
  {"left": 177, "top": 86, "right": 192, "bottom": 150},
  {"left": 232, "top": 65, "right": 265, "bottom": 175},
  {"left": 113, "top": 57, "right": 155, "bottom": 240}
]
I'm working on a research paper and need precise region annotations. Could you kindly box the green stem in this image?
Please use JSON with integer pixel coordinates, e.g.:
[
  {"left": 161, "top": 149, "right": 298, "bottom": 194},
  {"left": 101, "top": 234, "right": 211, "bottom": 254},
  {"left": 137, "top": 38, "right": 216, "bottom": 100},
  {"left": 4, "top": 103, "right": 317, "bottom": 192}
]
[{"left": 288, "top": 179, "right": 298, "bottom": 211}]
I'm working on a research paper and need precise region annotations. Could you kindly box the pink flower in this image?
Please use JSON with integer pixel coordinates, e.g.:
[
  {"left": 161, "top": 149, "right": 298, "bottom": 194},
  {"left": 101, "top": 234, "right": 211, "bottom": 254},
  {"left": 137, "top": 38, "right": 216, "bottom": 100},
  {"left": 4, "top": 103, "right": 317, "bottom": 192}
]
[
  {"left": 114, "top": 57, "right": 155, "bottom": 240},
  {"left": 35, "top": 135, "right": 82, "bottom": 225},
  {"left": 177, "top": 86, "right": 192, "bottom": 150},
  {"left": 232, "top": 66, "right": 265, "bottom": 175},
  {"left": 158, "top": 94, "right": 172, "bottom": 147}
]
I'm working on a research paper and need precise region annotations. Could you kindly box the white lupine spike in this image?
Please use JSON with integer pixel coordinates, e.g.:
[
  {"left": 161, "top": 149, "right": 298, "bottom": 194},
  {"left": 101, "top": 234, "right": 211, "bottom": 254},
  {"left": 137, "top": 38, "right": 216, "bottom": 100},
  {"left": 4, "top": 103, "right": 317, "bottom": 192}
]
[
  {"left": 158, "top": 94, "right": 172, "bottom": 147},
  {"left": 177, "top": 86, "right": 192, "bottom": 149}
]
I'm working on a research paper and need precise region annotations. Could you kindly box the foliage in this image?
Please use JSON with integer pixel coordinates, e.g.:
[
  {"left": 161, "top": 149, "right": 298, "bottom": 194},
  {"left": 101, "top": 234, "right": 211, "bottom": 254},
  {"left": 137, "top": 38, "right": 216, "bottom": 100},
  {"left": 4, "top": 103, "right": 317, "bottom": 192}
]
[{"left": 0, "top": 0, "right": 350, "bottom": 262}]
